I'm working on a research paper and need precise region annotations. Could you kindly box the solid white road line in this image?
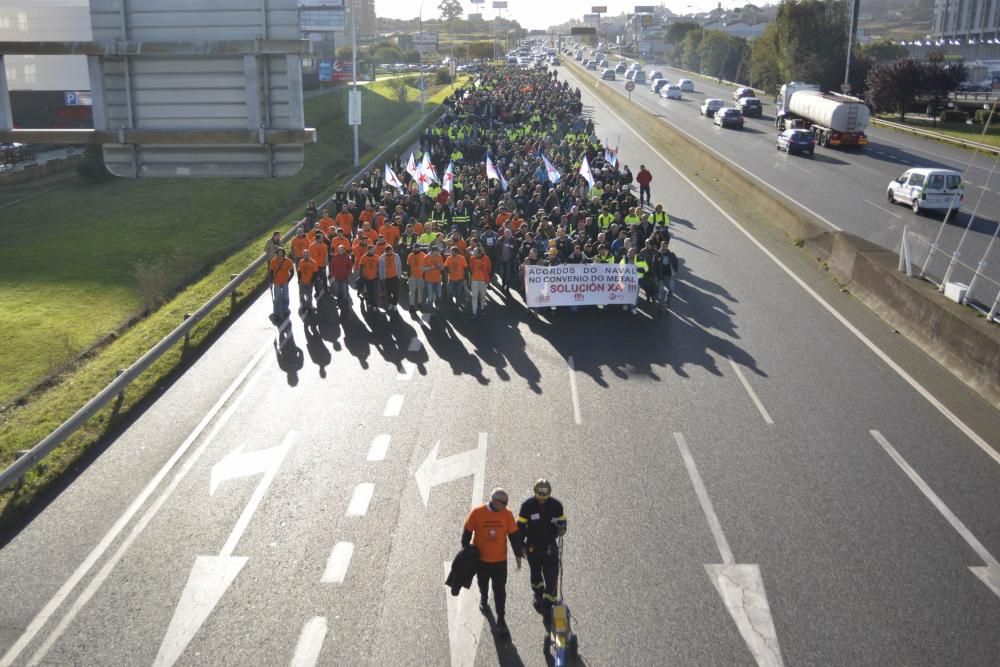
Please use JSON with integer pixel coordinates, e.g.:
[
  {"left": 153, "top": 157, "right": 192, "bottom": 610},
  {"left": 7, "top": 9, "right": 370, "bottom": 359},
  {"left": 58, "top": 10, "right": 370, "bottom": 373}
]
[
  {"left": 346, "top": 483, "right": 374, "bottom": 517},
  {"left": 366, "top": 434, "right": 391, "bottom": 462},
  {"left": 863, "top": 199, "right": 903, "bottom": 219},
  {"left": 567, "top": 355, "right": 582, "bottom": 425},
  {"left": 870, "top": 430, "right": 1000, "bottom": 590},
  {"left": 321, "top": 542, "right": 355, "bottom": 585},
  {"left": 382, "top": 394, "right": 404, "bottom": 417},
  {"left": 289, "top": 616, "right": 328, "bottom": 667},
  {"left": 3, "top": 344, "right": 270, "bottom": 667},
  {"left": 674, "top": 433, "right": 735, "bottom": 565},
  {"left": 728, "top": 358, "right": 774, "bottom": 424},
  {"left": 570, "top": 69, "right": 999, "bottom": 465}
]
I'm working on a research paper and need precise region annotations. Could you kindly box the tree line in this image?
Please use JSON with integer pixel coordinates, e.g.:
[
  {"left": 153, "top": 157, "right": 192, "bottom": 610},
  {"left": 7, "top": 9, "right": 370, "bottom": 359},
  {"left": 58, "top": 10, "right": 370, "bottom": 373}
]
[{"left": 667, "top": 0, "right": 966, "bottom": 121}]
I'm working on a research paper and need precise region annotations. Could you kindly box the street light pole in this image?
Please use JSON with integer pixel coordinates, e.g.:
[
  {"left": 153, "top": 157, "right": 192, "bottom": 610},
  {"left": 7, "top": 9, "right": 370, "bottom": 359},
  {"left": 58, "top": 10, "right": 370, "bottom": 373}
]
[
  {"left": 419, "top": 0, "right": 426, "bottom": 112},
  {"left": 351, "top": 0, "right": 359, "bottom": 166}
]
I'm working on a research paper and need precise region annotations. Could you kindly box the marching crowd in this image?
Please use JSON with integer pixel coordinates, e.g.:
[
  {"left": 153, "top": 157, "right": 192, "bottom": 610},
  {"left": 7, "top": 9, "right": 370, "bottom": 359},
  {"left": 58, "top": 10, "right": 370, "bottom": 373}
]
[{"left": 265, "top": 63, "right": 680, "bottom": 323}]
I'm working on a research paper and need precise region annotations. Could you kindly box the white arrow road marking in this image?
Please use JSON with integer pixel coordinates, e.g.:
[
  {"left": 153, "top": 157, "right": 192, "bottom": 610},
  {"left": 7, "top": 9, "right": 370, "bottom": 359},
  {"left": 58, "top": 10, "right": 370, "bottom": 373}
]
[
  {"left": 443, "top": 561, "right": 485, "bottom": 667},
  {"left": 871, "top": 430, "right": 1000, "bottom": 600},
  {"left": 153, "top": 432, "right": 295, "bottom": 667},
  {"left": 322, "top": 542, "right": 354, "bottom": 585},
  {"left": 675, "top": 433, "right": 785, "bottom": 667},
  {"left": 366, "top": 434, "right": 392, "bottom": 462},
  {"left": 152, "top": 556, "right": 248, "bottom": 667},
  {"left": 415, "top": 433, "right": 487, "bottom": 508},
  {"left": 15, "top": 352, "right": 270, "bottom": 667},
  {"left": 567, "top": 356, "right": 582, "bottom": 425},
  {"left": 289, "top": 616, "right": 328, "bottom": 667}
]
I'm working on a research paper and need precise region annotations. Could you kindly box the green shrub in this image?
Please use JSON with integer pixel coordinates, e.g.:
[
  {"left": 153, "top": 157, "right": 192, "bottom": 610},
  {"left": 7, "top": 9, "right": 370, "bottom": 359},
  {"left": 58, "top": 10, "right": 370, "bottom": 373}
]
[
  {"left": 941, "top": 110, "right": 968, "bottom": 123},
  {"left": 434, "top": 68, "right": 452, "bottom": 85}
]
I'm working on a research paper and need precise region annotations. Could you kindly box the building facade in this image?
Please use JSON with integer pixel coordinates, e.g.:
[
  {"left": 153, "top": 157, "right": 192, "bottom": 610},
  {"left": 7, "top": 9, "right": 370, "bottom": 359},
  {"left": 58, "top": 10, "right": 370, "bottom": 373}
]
[{"left": 933, "top": 0, "right": 1000, "bottom": 40}]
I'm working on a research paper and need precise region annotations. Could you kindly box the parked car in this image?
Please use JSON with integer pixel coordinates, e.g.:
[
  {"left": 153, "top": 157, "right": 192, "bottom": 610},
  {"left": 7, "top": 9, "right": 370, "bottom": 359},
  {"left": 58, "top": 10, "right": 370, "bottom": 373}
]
[
  {"left": 661, "top": 84, "right": 683, "bottom": 100},
  {"left": 776, "top": 128, "right": 815, "bottom": 156},
  {"left": 679, "top": 78, "right": 694, "bottom": 92},
  {"left": 615, "top": 61, "right": 628, "bottom": 74},
  {"left": 650, "top": 78, "right": 670, "bottom": 94},
  {"left": 736, "top": 97, "right": 763, "bottom": 117},
  {"left": 714, "top": 107, "right": 744, "bottom": 129},
  {"left": 700, "top": 98, "right": 725, "bottom": 117},
  {"left": 887, "top": 168, "right": 964, "bottom": 214},
  {"left": 602, "top": 68, "right": 615, "bottom": 80},
  {"left": 733, "top": 86, "right": 754, "bottom": 101},
  {"left": 586, "top": 60, "right": 597, "bottom": 70}
]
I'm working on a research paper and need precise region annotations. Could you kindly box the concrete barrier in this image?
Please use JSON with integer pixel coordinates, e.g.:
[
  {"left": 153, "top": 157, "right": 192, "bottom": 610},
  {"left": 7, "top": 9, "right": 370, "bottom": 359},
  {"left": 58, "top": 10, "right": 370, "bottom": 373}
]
[
  {"left": 0, "top": 154, "right": 82, "bottom": 185},
  {"left": 570, "top": 59, "right": 1000, "bottom": 409}
]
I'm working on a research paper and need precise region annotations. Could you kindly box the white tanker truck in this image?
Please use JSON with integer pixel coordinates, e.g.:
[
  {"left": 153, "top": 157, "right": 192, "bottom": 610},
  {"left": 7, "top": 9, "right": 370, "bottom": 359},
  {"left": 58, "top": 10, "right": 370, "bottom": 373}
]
[{"left": 775, "top": 82, "right": 870, "bottom": 149}]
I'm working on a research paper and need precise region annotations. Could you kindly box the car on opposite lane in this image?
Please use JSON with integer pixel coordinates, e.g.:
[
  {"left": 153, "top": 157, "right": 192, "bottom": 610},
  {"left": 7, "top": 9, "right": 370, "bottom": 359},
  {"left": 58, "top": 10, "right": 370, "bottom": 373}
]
[
  {"left": 714, "top": 107, "right": 744, "bottom": 129},
  {"left": 602, "top": 68, "right": 615, "bottom": 80},
  {"left": 700, "top": 98, "right": 725, "bottom": 117},
  {"left": 660, "top": 84, "right": 683, "bottom": 100},
  {"left": 776, "top": 128, "right": 815, "bottom": 156},
  {"left": 736, "top": 97, "right": 763, "bottom": 117},
  {"left": 650, "top": 78, "right": 670, "bottom": 95}
]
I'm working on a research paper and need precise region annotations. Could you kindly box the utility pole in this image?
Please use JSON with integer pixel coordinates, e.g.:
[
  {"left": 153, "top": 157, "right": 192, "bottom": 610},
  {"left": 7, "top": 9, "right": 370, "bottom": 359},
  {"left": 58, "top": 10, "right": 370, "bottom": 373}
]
[
  {"left": 844, "top": 0, "right": 860, "bottom": 88},
  {"left": 419, "top": 0, "right": 426, "bottom": 112},
  {"left": 351, "top": 0, "right": 359, "bottom": 166}
]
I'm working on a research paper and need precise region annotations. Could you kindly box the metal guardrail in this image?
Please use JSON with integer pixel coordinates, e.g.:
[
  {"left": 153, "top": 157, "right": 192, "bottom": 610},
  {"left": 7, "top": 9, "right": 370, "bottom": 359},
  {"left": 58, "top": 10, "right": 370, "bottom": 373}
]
[
  {"left": 0, "top": 105, "right": 444, "bottom": 493},
  {"left": 870, "top": 117, "right": 1000, "bottom": 156}
]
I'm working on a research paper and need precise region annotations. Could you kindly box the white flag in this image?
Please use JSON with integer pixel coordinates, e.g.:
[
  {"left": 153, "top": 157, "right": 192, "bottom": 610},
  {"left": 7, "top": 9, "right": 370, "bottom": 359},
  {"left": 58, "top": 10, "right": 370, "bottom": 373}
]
[
  {"left": 421, "top": 152, "right": 438, "bottom": 183},
  {"left": 384, "top": 163, "right": 403, "bottom": 190},
  {"left": 486, "top": 155, "right": 508, "bottom": 191},
  {"left": 405, "top": 152, "right": 418, "bottom": 179},
  {"left": 442, "top": 161, "right": 455, "bottom": 193},
  {"left": 542, "top": 155, "right": 561, "bottom": 184},
  {"left": 579, "top": 155, "right": 595, "bottom": 188}
]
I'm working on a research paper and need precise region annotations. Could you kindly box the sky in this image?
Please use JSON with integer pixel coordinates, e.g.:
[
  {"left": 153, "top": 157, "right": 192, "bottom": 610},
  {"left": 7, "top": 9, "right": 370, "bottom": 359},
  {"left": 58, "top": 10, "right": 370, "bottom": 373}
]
[{"left": 374, "top": 0, "right": 745, "bottom": 31}]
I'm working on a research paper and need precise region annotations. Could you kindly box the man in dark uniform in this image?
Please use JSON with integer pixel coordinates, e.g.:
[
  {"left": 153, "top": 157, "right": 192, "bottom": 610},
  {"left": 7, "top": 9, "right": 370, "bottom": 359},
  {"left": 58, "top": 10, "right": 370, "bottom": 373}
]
[{"left": 516, "top": 479, "right": 567, "bottom": 630}]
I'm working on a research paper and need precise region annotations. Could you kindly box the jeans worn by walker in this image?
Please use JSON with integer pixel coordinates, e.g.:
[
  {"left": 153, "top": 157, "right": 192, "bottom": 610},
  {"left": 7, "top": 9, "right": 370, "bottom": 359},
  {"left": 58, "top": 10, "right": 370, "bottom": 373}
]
[{"left": 272, "top": 283, "right": 290, "bottom": 320}]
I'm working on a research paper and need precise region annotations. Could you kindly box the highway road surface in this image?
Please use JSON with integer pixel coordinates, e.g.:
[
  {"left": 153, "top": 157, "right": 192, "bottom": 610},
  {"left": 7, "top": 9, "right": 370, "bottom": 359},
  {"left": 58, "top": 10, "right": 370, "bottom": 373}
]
[
  {"left": 1, "top": 65, "right": 999, "bottom": 667},
  {"left": 570, "top": 58, "right": 1000, "bottom": 310}
]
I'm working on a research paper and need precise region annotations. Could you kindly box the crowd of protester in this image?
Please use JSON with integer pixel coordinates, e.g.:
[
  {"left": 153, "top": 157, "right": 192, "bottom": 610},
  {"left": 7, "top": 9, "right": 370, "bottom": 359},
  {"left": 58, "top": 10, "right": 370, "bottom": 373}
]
[{"left": 266, "top": 63, "right": 679, "bottom": 323}]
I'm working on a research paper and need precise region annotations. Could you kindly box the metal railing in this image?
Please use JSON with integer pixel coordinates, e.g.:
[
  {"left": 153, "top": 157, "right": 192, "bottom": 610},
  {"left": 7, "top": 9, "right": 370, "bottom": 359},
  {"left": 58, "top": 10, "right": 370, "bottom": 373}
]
[
  {"left": 0, "top": 105, "right": 443, "bottom": 493},
  {"left": 871, "top": 117, "right": 1000, "bottom": 156}
]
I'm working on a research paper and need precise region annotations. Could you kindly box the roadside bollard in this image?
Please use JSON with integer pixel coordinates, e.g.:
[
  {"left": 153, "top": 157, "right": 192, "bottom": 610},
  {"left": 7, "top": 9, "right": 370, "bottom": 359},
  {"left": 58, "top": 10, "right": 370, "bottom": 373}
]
[
  {"left": 14, "top": 450, "right": 30, "bottom": 486},
  {"left": 230, "top": 274, "right": 239, "bottom": 308},
  {"left": 183, "top": 313, "right": 192, "bottom": 345}
]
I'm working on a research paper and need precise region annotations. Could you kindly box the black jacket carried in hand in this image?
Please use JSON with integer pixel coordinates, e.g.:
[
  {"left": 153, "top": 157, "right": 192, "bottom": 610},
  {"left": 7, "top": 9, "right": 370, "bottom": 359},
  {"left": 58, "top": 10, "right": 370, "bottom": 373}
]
[{"left": 445, "top": 544, "right": 480, "bottom": 596}]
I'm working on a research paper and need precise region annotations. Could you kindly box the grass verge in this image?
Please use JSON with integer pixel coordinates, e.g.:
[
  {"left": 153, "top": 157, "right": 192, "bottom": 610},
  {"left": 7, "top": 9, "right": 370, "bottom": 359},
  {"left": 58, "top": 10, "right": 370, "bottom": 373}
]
[
  {"left": 0, "top": 79, "right": 461, "bottom": 528},
  {"left": 874, "top": 114, "right": 1000, "bottom": 149},
  {"left": 0, "top": 78, "right": 458, "bottom": 408}
]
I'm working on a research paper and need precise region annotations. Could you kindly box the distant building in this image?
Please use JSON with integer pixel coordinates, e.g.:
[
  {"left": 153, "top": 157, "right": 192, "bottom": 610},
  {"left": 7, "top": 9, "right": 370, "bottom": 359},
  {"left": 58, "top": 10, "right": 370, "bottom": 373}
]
[
  {"left": 933, "top": 0, "right": 1000, "bottom": 40},
  {"left": 700, "top": 20, "right": 767, "bottom": 40},
  {"left": 298, "top": 0, "right": 376, "bottom": 51},
  {"left": 0, "top": 0, "right": 93, "bottom": 128}
]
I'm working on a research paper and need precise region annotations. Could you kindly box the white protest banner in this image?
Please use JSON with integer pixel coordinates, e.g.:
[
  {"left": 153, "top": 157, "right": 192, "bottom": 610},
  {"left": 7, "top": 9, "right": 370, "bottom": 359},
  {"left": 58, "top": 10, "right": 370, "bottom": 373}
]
[{"left": 524, "top": 263, "right": 639, "bottom": 307}]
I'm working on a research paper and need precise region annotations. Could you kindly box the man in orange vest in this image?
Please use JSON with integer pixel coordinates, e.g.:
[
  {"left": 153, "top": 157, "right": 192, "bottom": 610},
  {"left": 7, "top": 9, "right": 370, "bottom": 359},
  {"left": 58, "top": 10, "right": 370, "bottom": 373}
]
[
  {"left": 378, "top": 244, "right": 403, "bottom": 312},
  {"left": 268, "top": 247, "right": 294, "bottom": 322},
  {"left": 297, "top": 250, "right": 319, "bottom": 317},
  {"left": 358, "top": 245, "right": 381, "bottom": 311},
  {"left": 406, "top": 244, "right": 426, "bottom": 313},
  {"left": 468, "top": 247, "right": 492, "bottom": 320},
  {"left": 444, "top": 246, "right": 469, "bottom": 310},
  {"left": 462, "top": 487, "right": 521, "bottom": 639},
  {"left": 421, "top": 247, "right": 445, "bottom": 310}
]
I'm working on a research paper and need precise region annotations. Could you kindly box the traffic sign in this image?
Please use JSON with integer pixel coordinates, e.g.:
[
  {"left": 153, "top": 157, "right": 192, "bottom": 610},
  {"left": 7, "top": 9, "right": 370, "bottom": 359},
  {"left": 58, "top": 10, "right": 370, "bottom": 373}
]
[
  {"left": 840, "top": 82, "right": 852, "bottom": 94},
  {"left": 625, "top": 80, "right": 635, "bottom": 92}
]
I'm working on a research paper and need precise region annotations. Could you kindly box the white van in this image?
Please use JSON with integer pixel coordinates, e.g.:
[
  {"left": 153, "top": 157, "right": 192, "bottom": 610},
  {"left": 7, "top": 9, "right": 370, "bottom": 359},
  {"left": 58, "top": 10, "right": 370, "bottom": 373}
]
[{"left": 887, "top": 168, "right": 964, "bottom": 214}]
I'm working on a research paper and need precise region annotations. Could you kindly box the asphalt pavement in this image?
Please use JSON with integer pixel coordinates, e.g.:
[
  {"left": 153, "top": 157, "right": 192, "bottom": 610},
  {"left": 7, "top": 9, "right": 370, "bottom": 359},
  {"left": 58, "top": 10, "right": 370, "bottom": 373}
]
[
  {"left": 0, "top": 64, "right": 998, "bottom": 667},
  {"left": 571, "top": 60, "right": 1000, "bottom": 309}
]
